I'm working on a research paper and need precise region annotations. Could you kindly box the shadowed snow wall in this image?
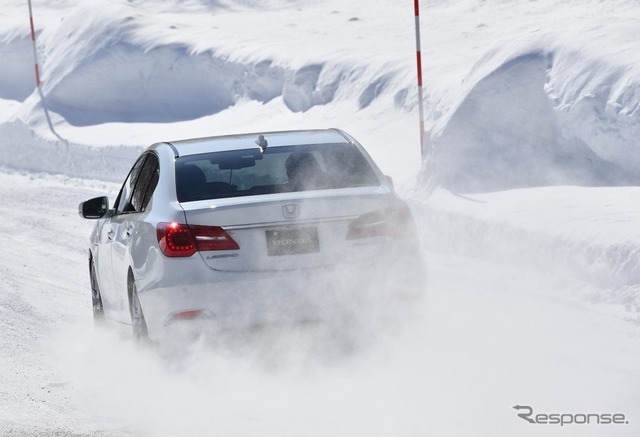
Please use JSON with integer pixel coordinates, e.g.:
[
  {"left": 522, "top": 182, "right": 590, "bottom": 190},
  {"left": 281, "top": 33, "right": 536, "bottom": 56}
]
[{"left": 427, "top": 52, "right": 640, "bottom": 192}]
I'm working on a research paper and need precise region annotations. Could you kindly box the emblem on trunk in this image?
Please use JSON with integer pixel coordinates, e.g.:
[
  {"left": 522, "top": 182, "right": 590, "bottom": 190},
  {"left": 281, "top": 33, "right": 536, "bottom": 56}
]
[{"left": 282, "top": 204, "right": 300, "bottom": 219}]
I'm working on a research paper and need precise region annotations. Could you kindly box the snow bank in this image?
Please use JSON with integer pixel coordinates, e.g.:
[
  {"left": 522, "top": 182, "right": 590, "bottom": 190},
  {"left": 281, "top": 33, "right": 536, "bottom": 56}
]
[
  {"left": 0, "top": 120, "right": 142, "bottom": 182},
  {"left": 421, "top": 0, "right": 640, "bottom": 192},
  {"left": 2, "top": 0, "right": 412, "bottom": 127},
  {"left": 407, "top": 0, "right": 640, "bottom": 313},
  {"left": 425, "top": 48, "right": 640, "bottom": 192},
  {"left": 415, "top": 187, "right": 640, "bottom": 314},
  {"left": 0, "top": 0, "right": 419, "bottom": 180}
]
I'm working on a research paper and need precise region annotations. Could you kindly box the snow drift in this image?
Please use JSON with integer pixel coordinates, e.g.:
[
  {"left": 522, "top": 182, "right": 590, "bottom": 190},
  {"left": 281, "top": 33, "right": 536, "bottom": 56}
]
[
  {"left": 0, "top": 0, "right": 417, "bottom": 181},
  {"left": 3, "top": 1, "right": 411, "bottom": 126},
  {"left": 426, "top": 49, "right": 640, "bottom": 192},
  {"left": 416, "top": 186, "right": 640, "bottom": 314},
  {"left": 3, "top": 1, "right": 640, "bottom": 191}
]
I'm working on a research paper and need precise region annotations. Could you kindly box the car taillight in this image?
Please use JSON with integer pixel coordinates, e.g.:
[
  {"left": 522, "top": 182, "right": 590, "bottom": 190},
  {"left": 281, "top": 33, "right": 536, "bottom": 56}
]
[
  {"left": 189, "top": 225, "right": 240, "bottom": 251},
  {"left": 346, "top": 205, "right": 417, "bottom": 240},
  {"left": 157, "top": 222, "right": 196, "bottom": 257},
  {"left": 157, "top": 223, "right": 239, "bottom": 257}
]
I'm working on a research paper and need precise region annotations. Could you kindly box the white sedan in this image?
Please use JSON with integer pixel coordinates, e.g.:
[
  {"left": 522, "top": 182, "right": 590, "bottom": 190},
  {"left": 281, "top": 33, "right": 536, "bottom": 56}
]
[{"left": 79, "top": 129, "right": 424, "bottom": 342}]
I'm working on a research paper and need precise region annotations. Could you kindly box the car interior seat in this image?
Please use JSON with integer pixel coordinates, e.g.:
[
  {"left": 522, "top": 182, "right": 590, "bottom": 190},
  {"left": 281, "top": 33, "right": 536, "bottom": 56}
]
[
  {"left": 176, "top": 164, "right": 207, "bottom": 201},
  {"left": 285, "top": 152, "right": 325, "bottom": 191}
]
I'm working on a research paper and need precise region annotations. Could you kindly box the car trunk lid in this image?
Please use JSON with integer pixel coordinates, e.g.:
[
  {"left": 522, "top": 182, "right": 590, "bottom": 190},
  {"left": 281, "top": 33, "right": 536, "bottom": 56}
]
[{"left": 180, "top": 187, "right": 394, "bottom": 272}]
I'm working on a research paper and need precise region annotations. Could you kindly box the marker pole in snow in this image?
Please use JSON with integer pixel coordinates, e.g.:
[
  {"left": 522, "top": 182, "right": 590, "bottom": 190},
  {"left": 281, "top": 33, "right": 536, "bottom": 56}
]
[
  {"left": 27, "top": 0, "right": 65, "bottom": 143},
  {"left": 414, "top": 0, "right": 426, "bottom": 158},
  {"left": 27, "top": 0, "right": 41, "bottom": 88}
]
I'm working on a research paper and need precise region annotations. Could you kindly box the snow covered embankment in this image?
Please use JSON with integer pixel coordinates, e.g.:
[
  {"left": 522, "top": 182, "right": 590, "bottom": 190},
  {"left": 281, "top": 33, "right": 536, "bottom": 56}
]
[
  {"left": 0, "top": 1, "right": 414, "bottom": 181},
  {"left": 419, "top": 48, "right": 640, "bottom": 313},
  {"left": 416, "top": 187, "right": 640, "bottom": 314},
  {"left": 426, "top": 49, "right": 640, "bottom": 192}
]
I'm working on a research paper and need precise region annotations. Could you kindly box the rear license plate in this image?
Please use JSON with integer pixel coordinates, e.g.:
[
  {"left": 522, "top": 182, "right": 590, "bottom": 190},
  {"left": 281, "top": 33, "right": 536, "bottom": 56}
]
[{"left": 266, "top": 227, "right": 320, "bottom": 256}]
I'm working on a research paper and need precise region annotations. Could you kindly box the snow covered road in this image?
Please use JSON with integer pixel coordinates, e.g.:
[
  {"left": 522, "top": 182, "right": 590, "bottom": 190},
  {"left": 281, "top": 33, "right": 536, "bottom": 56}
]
[
  {"left": 0, "top": 170, "right": 117, "bottom": 435},
  {"left": 1, "top": 168, "right": 638, "bottom": 436}
]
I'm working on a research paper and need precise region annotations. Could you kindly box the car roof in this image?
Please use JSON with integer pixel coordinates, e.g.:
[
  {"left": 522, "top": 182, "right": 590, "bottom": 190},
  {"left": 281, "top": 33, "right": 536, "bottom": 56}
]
[{"left": 159, "top": 129, "right": 351, "bottom": 157}]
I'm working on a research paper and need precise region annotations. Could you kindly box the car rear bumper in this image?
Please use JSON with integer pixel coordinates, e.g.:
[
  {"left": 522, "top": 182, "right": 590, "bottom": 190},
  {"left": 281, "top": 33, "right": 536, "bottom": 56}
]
[{"left": 137, "top": 242, "right": 425, "bottom": 342}]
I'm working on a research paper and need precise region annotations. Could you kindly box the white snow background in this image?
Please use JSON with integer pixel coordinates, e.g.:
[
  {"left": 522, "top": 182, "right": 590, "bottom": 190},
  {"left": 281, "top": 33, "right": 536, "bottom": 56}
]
[{"left": 1, "top": 0, "right": 639, "bottom": 435}]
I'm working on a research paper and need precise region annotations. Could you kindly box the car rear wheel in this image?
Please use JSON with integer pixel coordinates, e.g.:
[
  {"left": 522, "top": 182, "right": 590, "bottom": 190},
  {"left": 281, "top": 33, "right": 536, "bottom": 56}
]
[
  {"left": 90, "top": 259, "right": 105, "bottom": 324},
  {"left": 128, "top": 276, "right": 149, "bottom": 342}
]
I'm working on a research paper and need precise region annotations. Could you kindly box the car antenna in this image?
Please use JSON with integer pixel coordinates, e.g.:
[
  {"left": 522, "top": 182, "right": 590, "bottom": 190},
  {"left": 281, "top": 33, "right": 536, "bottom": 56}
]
[{"left": 255, "top": 134, "right": 268, "bottom": 153}]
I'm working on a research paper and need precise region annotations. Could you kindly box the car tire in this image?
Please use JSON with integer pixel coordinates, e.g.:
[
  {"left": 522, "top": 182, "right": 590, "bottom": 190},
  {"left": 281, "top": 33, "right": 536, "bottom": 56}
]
[
  {"left": 128, "top": 276, "right": 149, "bottom": 343},
  {"left": 90, "top": 259, "right": 105, "bottom": 324}
]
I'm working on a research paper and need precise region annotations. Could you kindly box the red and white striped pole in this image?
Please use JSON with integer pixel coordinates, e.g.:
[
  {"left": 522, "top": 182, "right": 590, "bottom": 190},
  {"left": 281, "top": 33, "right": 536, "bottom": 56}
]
[
  {"left": 27, "top": 0, "right": 65, "bottom": 143},
  {"left": 28, "top": 0, "right": 41, "bottom": 89},
  {"left": 414, "top": 0, "right": 426, "bottom": 158}
]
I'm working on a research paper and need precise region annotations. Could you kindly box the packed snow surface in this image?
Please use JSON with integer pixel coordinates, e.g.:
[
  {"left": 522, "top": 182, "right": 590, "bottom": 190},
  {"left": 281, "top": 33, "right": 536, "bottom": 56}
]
[{"left": 0, "top": 0, "right": 639, "bottom": 435}]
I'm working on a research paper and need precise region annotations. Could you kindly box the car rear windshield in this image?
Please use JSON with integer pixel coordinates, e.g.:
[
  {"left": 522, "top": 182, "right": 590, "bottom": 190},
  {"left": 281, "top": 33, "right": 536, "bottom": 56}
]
[{"left": 175, "top": 143, "right": 381, "bottom": 202}]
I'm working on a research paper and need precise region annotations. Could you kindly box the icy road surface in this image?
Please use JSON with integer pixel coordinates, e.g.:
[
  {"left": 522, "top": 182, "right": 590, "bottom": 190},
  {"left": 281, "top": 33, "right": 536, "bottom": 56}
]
[{"left": 1, "top": 168, "right": 639, "bottom": 436}]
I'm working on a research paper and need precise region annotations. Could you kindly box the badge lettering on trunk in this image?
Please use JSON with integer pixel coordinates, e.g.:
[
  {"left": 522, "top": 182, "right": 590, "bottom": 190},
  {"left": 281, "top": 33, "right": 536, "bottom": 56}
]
[{"left": 282, "top": 204, "right": 300, "bottom": 219}]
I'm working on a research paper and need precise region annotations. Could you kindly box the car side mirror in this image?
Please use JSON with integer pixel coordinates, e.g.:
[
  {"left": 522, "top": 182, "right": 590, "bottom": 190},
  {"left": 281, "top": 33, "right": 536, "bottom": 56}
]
[
  {"left": 79, "top": 196, "right": 109, "bottom": 219},
  {"left": 385, "top": 175, "right": 394, "bottom": 188}
]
